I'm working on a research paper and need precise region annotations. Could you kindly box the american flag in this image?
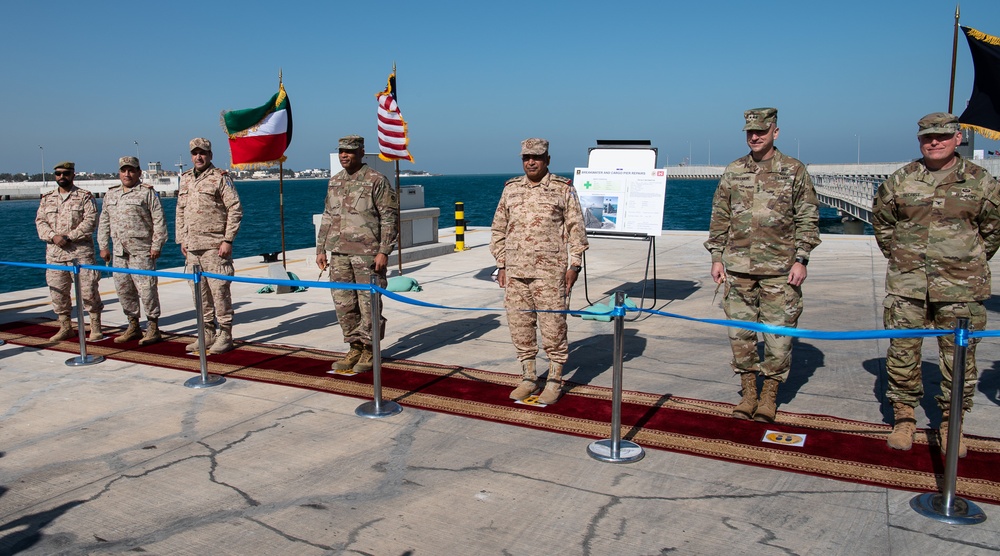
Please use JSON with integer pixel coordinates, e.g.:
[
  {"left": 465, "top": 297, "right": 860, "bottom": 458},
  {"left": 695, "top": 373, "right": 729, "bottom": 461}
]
[{"left": 376, "top": 70, "right": 414, "bottom": 162}]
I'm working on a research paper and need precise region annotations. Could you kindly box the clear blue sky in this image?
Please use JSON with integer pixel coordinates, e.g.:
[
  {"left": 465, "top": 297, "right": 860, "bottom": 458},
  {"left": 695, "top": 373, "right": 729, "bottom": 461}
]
[{"left": 3, "top": 0, "right": 999, "bottom": 175}]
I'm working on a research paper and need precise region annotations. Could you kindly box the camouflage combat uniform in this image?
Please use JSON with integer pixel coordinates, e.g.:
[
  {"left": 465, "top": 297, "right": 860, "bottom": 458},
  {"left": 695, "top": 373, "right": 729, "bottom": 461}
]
[
  {"left": 873, "top": 155, "right": 1000, "bottom": 411},
  {"left": 317, "top": 164, "right": 399, "bottom": 345},
  {"left": 98, "top": 183, "right": 168, "bottom": 319},
  {"left": 176, "top": 165, "right": 242, "bottom": 328},
  {"left": 490, "top": 172, "right": 588, "bottom": 364},
  {"left": 704, "top": 148, "right": 821, "bottom": 381},
  {"left": 35, "top": 186, "right": 104, "bottom": 316}
]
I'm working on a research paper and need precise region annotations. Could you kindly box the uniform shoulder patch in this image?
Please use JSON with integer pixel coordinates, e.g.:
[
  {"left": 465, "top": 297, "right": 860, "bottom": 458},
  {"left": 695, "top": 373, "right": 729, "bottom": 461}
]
[{"left": 504, "top": 176, "right": 521, "bottom": 187}]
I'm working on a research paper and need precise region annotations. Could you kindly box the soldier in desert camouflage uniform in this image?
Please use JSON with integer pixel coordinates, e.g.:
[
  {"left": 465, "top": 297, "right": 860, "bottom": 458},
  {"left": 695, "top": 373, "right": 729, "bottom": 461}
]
[
  {"left": 176, "top": 138, "right": 242, "bottom": 354},
  {"left": 35, "top": 161, "right": 105, "bottom": 342},
  {"left": 316, "top": 136, "right": 399, "bottom": 373},
  {"left": 490, "top": 138, "right": 588, "bottom": 405},
  {"left": 873, "top": 112, "right": 1000, "bottom": 457},
  {"left": 705, "top": 108, "right": 821, "bottom": 423},
  {"left": 98, "top": 156, "right": 168, "bottom": 346}
]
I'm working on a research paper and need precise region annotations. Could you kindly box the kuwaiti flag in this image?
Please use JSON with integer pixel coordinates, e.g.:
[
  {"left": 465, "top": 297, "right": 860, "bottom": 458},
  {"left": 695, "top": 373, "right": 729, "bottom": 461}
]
[
  {"left": 221, "top": 83, "right": 293, "bottom": 168},
  {"left": 960, "top": 26, "right": 1000, "bottom": 140},
  {"left": 376, "top": 71, "right": 414, "bottom": 162}
]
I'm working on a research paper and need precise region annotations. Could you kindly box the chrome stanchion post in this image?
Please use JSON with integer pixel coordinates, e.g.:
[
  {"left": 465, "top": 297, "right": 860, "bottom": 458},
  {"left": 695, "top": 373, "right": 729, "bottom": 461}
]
[
  {"left": 65, "top": 259, "right": 104, "bottom": 366},
  {"left": 356, "top": 275, "right": 402, "bottom": 418},
  {"left": 587, "top": 290, "right": 644, "bottom": 463},
  {"left": 185, "top": 264, "right": 225, "bottom": 389},
  {"left": 910, "top": 316, "right": 986, "bottom": 524}
]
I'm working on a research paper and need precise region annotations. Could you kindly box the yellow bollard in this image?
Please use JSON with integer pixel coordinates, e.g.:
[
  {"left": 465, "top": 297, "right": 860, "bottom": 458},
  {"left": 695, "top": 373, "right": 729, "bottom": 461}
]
[{"left": 455, "top": 202, "right": 465, "bottom": 252}]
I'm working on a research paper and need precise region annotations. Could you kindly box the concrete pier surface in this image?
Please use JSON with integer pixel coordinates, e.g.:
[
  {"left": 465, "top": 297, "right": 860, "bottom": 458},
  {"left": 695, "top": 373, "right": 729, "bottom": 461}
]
[{"left": 1, "top": 229, "right": 999, "bottom": 554}]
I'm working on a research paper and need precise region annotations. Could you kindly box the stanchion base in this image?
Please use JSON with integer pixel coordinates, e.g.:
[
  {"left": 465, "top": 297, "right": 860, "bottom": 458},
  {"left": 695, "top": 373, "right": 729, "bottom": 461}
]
[
  {"left": 910, "top": 492, "right": 987, "bottom": 525},
  {"left": 0, "top": 339, "right": 6, "bottom": 345},
  {"left": 184, "top": 374, "right": 226, "bottom": 389},
  {"left": 355, "top": 400, "right": 403, "bottom": 419},
  {"left": 587, "top": 439, "right": 645, "bottom": 463},
  {"left": 65, "top": 354, "right": 104, "bottom": 366}
]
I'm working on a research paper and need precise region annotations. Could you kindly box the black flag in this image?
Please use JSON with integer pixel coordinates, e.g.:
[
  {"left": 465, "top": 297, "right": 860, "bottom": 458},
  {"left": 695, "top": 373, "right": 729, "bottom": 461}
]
[{"left": 959, "top": 26, "right": 1000, "bottom": 140}]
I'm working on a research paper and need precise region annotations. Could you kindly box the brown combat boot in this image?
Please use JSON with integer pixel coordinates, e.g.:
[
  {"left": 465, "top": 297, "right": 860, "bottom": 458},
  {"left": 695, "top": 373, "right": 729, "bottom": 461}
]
[
  {"left": 537, "top": 362, "right": 564, "bottom": 405},
  {"left": 732, "top": 372, "right": 758, "bottom": 419},
  {"left": 510, "top": 360, "right": 539, "bottom": 401},
  {"left": 887, "top": 403, "right": 916, "bottom": 451},
  {"left": 88, "top": 312, "right": 104, "bottom": 342},
  {"left": 186, "top": 327, "right": 216, "bottom": 353},
  {"left": 138, "top": 318, "right": 162, "bottom": 346},
  {"left": 50, "top": 315, "right": 74, "bottom": 342},
  {"left": 753, "top": 378, "right": 780, "bottom": 423},
  {"left": 115, "top": 316, "right": 142, "bottom": 344},
  {"left": 207, "top": 325, "right": 234, "bottom": 354},
  {"left": 353, "top": 345, "right": 375, "bottom": 373},
  {"left": 333, "top": 342, "right": 364, "bottom": 371},
  {"left": 939, "top": 411, "right": 968, "bottom": 458}
]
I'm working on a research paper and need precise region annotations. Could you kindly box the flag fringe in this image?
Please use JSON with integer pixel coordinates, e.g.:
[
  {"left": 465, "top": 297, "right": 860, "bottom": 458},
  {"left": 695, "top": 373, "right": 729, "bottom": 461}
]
[
  {"left": 230, "top": 156, "right": 288, "bottom": 171},
  {"left": 960, "top": 123, "right": 1000, "bottom": 140},
  {"left": 966, "top": 26, "right": 1000, "bottom": 46}
]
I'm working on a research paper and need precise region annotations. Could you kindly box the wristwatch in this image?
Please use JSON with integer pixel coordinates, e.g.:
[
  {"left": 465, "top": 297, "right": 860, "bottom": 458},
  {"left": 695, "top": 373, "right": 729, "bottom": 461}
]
[
  {"left": 794, "top": 256, "right": 808, "bottom": 266},
  {"left": 569, "top": 265, "right": 582, "bottom": 273}
]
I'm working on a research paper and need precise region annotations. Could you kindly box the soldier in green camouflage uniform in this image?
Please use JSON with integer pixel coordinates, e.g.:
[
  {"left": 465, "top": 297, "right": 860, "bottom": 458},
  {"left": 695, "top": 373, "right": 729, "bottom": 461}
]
[
  {"left": 35, "top": 161, "right": 105, "bottom": 342},
  {"left": 316, "top": 136, "right": 399, "bottom": 373},
  {"left": 873, "top": 112, "right": 1000, "bottom": 456},
  {"left": 705, "top": 108, "right": 821, "bottom": 423},
  {"left": 98, "top": 156, "right": 168, "bottom": 346},
  {"left": 490, "top": 138, "right": 589, "bottom": 405}
]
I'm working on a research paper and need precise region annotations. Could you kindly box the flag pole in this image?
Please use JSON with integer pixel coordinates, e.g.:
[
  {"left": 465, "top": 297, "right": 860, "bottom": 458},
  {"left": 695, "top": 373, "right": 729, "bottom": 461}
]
[
  {"left": 395, "top": 159, "right": 402, "bottom": 275},
  {"left": 948, "top": 4, "right": 961, "bottom": 113},
  {"left": 279, "top": 69, "right": 287, "bottom": 269}
]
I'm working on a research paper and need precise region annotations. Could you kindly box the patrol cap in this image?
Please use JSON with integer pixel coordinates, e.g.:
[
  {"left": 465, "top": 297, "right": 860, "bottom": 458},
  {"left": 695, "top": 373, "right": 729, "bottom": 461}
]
[
  {"left": 520, "top": 138, "right": 549, "bottom": 155},
  {"left": 189, "top": 137, "right": 212, "bottom": 152},
  {"left": 743, "top": 107, "right": 778, "bottom": 131},
  {"left": 119, "top": 156, "right": 140, "bottom": 169},
  {"left": 338, "top": 135, "right": 364, "bottom": 150},
  {"left": 917, "top": 112, "right": 960, "bottom": 136},
  {"left": 53, "top": 161, "right": 75, "bottom": 171}
]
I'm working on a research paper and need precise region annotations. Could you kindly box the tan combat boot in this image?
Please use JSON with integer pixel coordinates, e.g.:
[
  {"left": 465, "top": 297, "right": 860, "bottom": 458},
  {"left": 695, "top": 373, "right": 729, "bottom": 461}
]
[
  {"left": 939, "top": 411, "right": 968, "bottom": 458},
  {"left": 537, "top": 362, "right": 564, "bottom": 405},
  {"left": 753, "top": 378, "right": 780, "bottom": 423},
  {"left": 49, "top": 315, "right": 74, "bottom": 342},
  {"left": 88, "top": 312, "right": 104, "bottom": 342},
  {"left": 332, "top": 342, "right": 364, "bottom": 371},
  {"left": 186, "top": 327, "right": 216, "bottom": 353},
  {"left": 353, "top": 345, "right": 375, "bottom": 373},
  {"left": 887, "top": 402, "right": 916, "bottom": 451},
  {"left": 207, "top": 325, "right": 234, "bottom": 354},
  {"left": 732, "top": 372, "right": 758, "bottom": 419},
  {"left": 115, "top": 316, "right": 142, "bottom": 344},
  {"left": 510, "top": 360, "right": 539, "bottom": 401},
  {"left": 138, "top": 318, "right": 162, "bottom": 346}
]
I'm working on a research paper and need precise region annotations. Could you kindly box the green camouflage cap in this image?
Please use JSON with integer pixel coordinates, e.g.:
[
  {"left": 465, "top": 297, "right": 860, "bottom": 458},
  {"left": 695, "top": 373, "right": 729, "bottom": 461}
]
[
  {"left": 53, "top": 161, "right": 75, "bottom": 171},
  {"left": 339, "top": 135, "right": 364, "bottom": 150},
  {"left": 520, "top": 138, "right": 549, "bottom": 155},
  {"left": 917, "top": 112, "right": 960, "bottom": 136},
  {"left": 189, "top": 137, "right": 212, "bottom": 152},
  {"left": 119, "top": 156, "right": 140, "bottom": 169},
  {"left": 743, "top": 107, "right": 778, "bottom": 131}
]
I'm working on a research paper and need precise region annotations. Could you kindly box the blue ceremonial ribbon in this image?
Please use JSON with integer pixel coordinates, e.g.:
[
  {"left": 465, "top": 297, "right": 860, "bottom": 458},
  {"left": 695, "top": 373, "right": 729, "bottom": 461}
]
[
  {"left": 80, "top": 263, "right": 192, "bottom": 281},
  {"left": 201, "top": 271, "right": 370, "bottom": 291},
  {"left": 0, "top": 260, "right": 79, "bottom": 272},
  {"left": 374, "top": 285, "right": 617, "bottom": 318}
]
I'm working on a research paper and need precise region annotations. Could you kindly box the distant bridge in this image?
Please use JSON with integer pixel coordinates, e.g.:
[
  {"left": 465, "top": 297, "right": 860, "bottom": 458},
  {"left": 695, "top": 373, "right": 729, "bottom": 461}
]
[{"left": 668, "top": 160, "right": 1000, "bottom": 229}]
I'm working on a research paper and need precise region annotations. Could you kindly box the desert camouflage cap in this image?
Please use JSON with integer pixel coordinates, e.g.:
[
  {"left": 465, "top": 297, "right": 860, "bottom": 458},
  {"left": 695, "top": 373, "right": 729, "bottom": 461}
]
[
  {"left": 917, "top": 112, "right": 960, "bottom": 136},
  {"left": 520, "top": 138, "right": 549, "bottom": 155},
  {"left": 53, "top": 161, "right": 75, "bottom": 171},
  {"left": 339, "top": 135, "right": 364, "bottom": 150},
  {"left": 189, "top": 137, "right": 212, "bottom": 152},
  {"left": 743, "top": 107, "right": 778, "bottom": 131},
  {"left": 119, "top": 156, "right": 140, "bottom": 169}
]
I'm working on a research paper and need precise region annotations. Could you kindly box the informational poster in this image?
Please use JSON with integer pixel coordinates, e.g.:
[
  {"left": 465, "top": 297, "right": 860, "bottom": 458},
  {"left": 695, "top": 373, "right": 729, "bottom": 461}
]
[{"left": 573, "top": 168, "right": 667, "bottom": 236}]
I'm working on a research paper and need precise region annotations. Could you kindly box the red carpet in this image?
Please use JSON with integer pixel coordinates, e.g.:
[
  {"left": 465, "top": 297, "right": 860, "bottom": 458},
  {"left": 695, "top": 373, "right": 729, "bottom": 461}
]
[{"left": 3, "top": 319, "right": 999, "bottom": 504}]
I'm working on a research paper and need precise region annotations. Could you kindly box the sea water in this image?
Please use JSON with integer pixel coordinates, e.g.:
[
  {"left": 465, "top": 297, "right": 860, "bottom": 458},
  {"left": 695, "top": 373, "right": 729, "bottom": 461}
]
[{"left": 0, "top": 174, "right": 851, "bottom": 294}]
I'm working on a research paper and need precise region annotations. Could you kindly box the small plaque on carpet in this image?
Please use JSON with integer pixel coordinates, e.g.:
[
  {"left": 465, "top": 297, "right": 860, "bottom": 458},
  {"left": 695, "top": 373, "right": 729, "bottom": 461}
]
[
  {"left": 327, "top": 369, "right": 360, "bottom": 377},
  {"left": 515, "top": 396, "right": 547, "bottom": 407},
  {"left": 762, "top": 430, "right": 807, "bottom": 447}
]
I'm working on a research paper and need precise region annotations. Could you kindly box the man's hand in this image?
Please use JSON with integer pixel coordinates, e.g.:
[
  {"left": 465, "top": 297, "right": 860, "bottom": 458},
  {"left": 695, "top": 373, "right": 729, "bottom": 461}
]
[
  {"left": 100, "top": 248, "right": 110, "bottom": 262},
  {"left": 374, "top": 253, "right": 388, "bottom": 273},
  {"left": 496, "top": 268, "right": 507, "bottom": 288},
  {"left": 565, "top": 268, "right": 579, "bottom": 290},
  {"left": 150, "top": 249, "right": 160, "bottom": 261},
  {"left": 787, "top": 262, "right": 807, "bottom": 286},
  {"left": 180, "top": 243, "right": 188, "bottom": 257},
  {"left": 711, "top": 261, "right": 727, "bottom": 284},
  {"left": 54, "top": 234, "right": 70, "bottom": 248},
  {"left": 218, "top": 241, "right": 233, "bottom": 259},
  {"left": 316, "top": 253, "right": 328, "bottom": 271}
]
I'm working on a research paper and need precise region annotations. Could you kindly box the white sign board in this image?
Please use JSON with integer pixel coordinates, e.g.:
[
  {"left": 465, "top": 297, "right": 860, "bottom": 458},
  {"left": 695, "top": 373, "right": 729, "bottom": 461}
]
[{"left": 573, "top": 168, "right": 667, "bottom": 236}]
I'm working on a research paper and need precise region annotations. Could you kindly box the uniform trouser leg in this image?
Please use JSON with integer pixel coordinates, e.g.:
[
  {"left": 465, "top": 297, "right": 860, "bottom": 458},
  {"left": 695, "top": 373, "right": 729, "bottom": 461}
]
[
  {"left": 47, "top": 261, "right": 102, "bottom": 315},
  {"left": 186, "top": 250, "right": 230, "bottom": 327},
  {"left": 80, "top": 265, "right": 103, "bottom": 313},
  {"left": 533, "top": 277, "right": 569, "bottom": 364},
  {"left": 504, "top": 278, "right": 539, "bottom": 362},
  {"left": 932, "top": 300, "right": 985, "bottom": 412},
  {"left": 114, "top": 254, "right": 141, "bottom": 319},
  {"left": 724, "top": 273, "right": 801, "bottom": 381},
  {"left": 883, "top": 295, "right": 926, "bottom": 407},
  {"left": 116, "top": 253, "right": 161, "bottom": 320},
  {"left": 328, "top": 255, "right": 386, "bottom": 345}
]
